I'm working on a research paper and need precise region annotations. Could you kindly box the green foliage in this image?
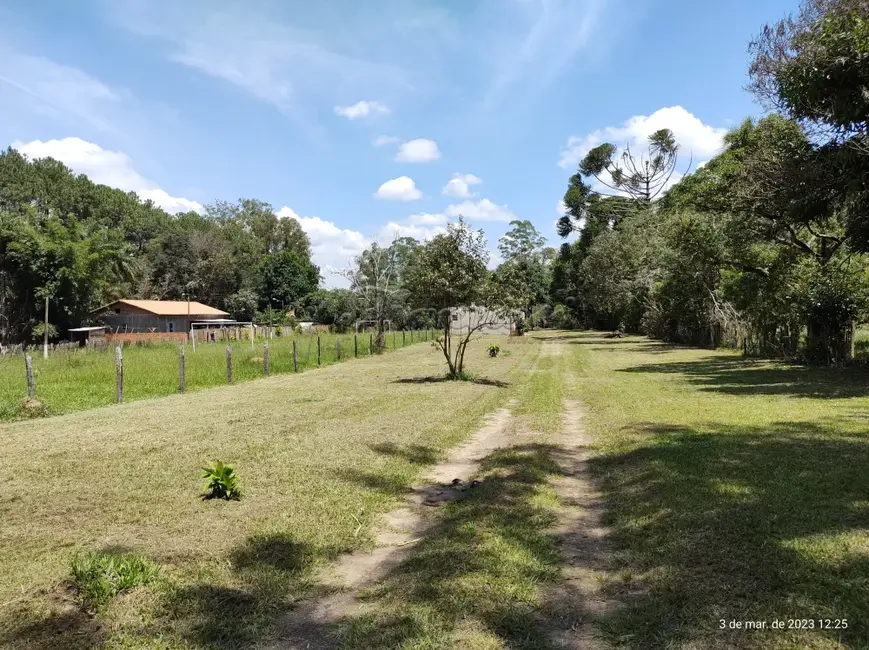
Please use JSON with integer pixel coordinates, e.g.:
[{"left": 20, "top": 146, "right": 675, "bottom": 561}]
[
  {"left": 404, "top": 219, "right": 489, "bottom": 315},
  {"left": 577, "top": 129, "right": 681, "bottom": 203},
  {"left": 487, "top": 343, "right": 500, "bottom": 358},
  {"left": 70, "top": 551, "right": 157, "bottom": 611},
  {"left": 0, "top": 150, "right": 322, "bottom": 344},
  {"left": 404, "top": 220, "right": 493, "bottom": 376},
  {"left": 202, "top": 460, "right": 243, "bottom": 500},
  {"left": 30, "top": 322, "right": 58, "bottom": 343},
  {"left": 749, "top": 0, "right": 869, "bottom": 135},
  {"left": 498, "top": 219, "right": 546, "bottom": 260}
]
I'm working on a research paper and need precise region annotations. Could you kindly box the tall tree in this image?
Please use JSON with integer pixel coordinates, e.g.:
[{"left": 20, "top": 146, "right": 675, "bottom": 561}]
[
  {"left": 498, "top": 220, "right": 546, "bottom": 260},
  {"left": 578, "top": 129, "right": 685, "bottom": 204},
  {"left": 404, "top": 220, "right": 496, "bottom": 377},
  {"left": 258, "top": 250, "right": 320, "bottom": 311}
]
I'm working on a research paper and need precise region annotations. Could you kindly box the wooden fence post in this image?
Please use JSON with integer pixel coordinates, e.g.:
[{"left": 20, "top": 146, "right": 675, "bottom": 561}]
[
  {"left": 317, "top": 335, "right": 321, "bottom": 366},
  {"left": 402, "top": 330, "right": 406, "bottom": 346},
  {"left": 354, "top": 333, "right": 358, "bottom": 358},
  {"left": 337, "top": 337, "right": 341, "bottom": 360},
  {"left": 293, "top": 339, "right": 298, "bottom": 372},
  {"left": 411, "top": 329, "right": 414, "bottom": 343},
  {"left": 179, "top": 345, "right": 186, "bottom": 393},
  {"left": 393, "top": 331, "right": 396, "bottom": 348},
  {"left": 369, "top": 333, "right": 373, "bottom": 355},
  {"left": 264, "top": 342, "right": 270, "bottom": 376},
  {"left": 226, "top": 346, "right": 233, "bottom": 384},
  {"left": 115, "top": 345, "right": 123, "bottom": 403},
  {"left": 24, "top": 354, "right": 35, "bottom": 399}
]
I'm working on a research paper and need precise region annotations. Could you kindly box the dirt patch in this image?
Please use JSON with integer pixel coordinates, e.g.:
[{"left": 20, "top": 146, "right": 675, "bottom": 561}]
[
  {"left": 275, "top": 403, "right": 516, "bottom": 649},
  {"left": 543, "top": 397, "right": 618, "bottom": 649}
]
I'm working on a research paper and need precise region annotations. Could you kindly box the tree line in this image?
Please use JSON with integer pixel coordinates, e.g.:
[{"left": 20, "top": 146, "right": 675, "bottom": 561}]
[
  {"left": 550, "top": 0, "right": 869, "bottom": 364},
  {"left": 0, "top": 145, "right": 556, "bottom": 348}
]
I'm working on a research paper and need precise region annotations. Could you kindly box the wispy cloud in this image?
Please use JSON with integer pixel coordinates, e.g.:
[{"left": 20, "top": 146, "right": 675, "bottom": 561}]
[
  {"left": 482, "top": 0, "right": 609, "bottom": 109},
  {"left": 334, "top": 100, "right": 390, "bottom": 120},
  {"left": 109, "top": 1, "right": 407, "bottom": 112},
  {"left": 0, "top": 49, "right": 124, "bottom": 132}
]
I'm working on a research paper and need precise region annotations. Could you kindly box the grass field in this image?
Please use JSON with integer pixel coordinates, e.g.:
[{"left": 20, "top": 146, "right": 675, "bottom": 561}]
[
  {"left": 4, "top": 329, "right": 869, "bottom": 649},
  {"left": 0, "top": 330, "right": 430, "bottom": 421},
  {"left": 568, "top": 332, "right": 869, "bottom": 650},
  {"left": 338, "top": 339, "right": 573, "bottom": 649},
  {"left": 0, "top": 335, "right": 540, "bottom": 649}
]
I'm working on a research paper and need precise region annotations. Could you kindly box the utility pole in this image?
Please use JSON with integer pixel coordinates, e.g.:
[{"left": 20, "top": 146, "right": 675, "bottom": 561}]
[{"left": 43, "top": 295, "right": 49, "bottom": 360}]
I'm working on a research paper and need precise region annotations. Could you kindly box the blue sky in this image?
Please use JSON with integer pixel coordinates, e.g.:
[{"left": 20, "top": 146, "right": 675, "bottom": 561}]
[{"left": 0, "top": 0, "right": 795, "bottom": 286}]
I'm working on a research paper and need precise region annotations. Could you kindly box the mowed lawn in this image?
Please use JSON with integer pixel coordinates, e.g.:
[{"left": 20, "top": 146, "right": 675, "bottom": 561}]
[
  {"left": 570, "top": 332, "right": 869, "bottom": 650},
  {"left": 0, "top": 336, "right": 537, "bottom": 650}
]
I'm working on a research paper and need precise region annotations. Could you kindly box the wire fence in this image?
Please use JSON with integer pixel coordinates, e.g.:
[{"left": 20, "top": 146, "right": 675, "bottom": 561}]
[{"left": 2, "top": 329, "right": 434, "bottom": 421}]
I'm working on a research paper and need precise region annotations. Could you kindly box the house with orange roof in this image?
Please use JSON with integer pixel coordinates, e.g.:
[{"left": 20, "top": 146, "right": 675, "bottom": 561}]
[{"left": 92, "top": 300, "right": 230, "bottom": 337}]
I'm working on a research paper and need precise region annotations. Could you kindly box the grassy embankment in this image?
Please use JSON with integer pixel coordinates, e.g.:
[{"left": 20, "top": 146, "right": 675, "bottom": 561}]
[{"left": 0, "top": 330, "right": 431, "bottom": 421}]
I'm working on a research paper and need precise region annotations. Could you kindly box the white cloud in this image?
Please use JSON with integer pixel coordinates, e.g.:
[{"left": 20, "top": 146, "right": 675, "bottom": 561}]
[
  {"left": 395, "top": 138, "right": 440, "bottom": 163},
  {"left": 278, "top": 207, "right": 370, "bottom": 282},
  {"left": 558, "top": 106, "right": 727, "bottom": 170},
  {"left": 378, "top": 222, "right": 446, "bottom": 242},
  {"left": 444, "top": 198, "right": 515, "bottom": 222},
  {"left": 13, "top": 137, "right": 202, "bottom": 214},
  {"left": 442, "top": 173, "right": 483, "bottom": 198},
  {"left": 373, "top": 135, "right": 401, "bottom": 147},
  {"left": 557, "top": 199, "right": 567, "bottom": 216},
  {"left": 406, "top": 212, "right": 448, "bottom": 226},
  {"left": 334, "top": 100, "right": 390, "bottom": 119},
  {"left": 374, "top": 176, "right": 423, "bottom": 201}
]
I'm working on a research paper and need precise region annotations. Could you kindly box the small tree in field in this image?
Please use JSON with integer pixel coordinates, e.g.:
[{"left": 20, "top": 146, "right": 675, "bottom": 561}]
[
  {"left": 404, "top": 219, "right": 499, "bottom": 378},
  {"left": 345, "top": 243, "right": 397, "bottom": 353}
]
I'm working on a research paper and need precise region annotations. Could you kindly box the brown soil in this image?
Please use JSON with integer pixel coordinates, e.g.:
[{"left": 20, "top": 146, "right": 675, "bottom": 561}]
[{"left": 543, "top": 396, "right": 619, "bottom": 649}]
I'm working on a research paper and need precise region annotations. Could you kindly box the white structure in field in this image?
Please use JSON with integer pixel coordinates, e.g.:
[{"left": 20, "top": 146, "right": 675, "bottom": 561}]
[{"left": 448, "top": 306, "right": 520, "bottom": 336}]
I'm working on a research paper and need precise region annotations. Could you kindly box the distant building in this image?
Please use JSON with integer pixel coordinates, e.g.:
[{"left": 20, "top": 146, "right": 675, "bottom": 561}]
[
  {"left": 93, "top": 300, "right": 230, "bottom": 334},
  {"left": 68, "top": 325, "right": 106, "bottom": 346},
  {"left": 449, "top": 306, "right": 521, "bottom": 336}
]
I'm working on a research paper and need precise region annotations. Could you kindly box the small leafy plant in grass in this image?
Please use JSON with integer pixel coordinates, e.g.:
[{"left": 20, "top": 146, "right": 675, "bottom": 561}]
[
  {"left": 487, "top": 343, "right": 501, "bottom": 358},
  {"left": 70, "top": 551, "right": 157, "bottom": 611},
  {"left": 202, "top": 460, "right": 243, "bottom": 500}
]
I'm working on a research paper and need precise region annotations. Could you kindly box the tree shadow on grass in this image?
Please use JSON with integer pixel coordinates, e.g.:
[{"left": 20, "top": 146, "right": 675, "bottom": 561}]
[
  {"left": 335, "top": 444, "right": 602, "bottom": 649},
  {"left": 590, "top": 420, "right": 869, "bottom": 649},
  {"left": 333, "top": 468, "right": 414, "bottom": 498},
  {"left": 619, "top": 355, "right": 869, "bottom": 398},
  {"left": 0, "top": 595, "right": 104, "bottom": 650},
  {"left": 392, "top": 376, "right": 509, "bottom": 388},
  {"left": 370, "top": 442, "right": 440, "bottom": 466},
  {"left": 162, "top": 533, "right": 347, "bottom": 650}
]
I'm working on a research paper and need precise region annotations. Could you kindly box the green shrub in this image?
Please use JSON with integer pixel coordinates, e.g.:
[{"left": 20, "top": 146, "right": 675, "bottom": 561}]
[
  {"left": 30, "top": 322, "right": 58, "bottom": 342},
  {"left": 202, "top": 460, "right": 242, "bottom": 500},
  {"left": 488, "top": 344, "right": 501, "bottom": 358},
  {"left": 71, "top": 551, "right": 157, "bottom": 611}
]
